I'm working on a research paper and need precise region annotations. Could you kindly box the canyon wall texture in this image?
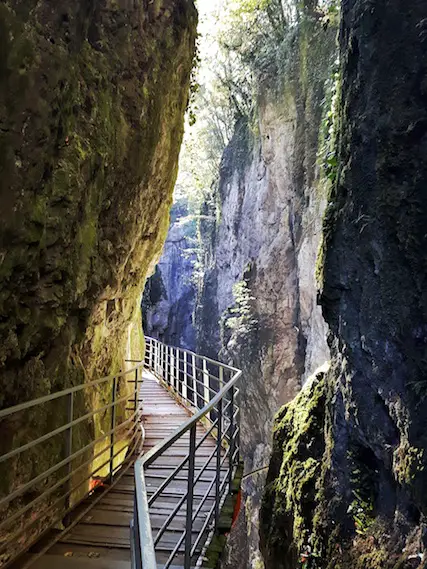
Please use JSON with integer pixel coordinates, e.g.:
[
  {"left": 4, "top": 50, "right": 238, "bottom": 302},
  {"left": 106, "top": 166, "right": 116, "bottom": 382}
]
[
  {"left": 0, "top": 0, "right": 197, "bottom": 407},
  {"left": 261, "top": 1, "right": 427, "bottom": 568},
  {"left": 0, "top": 0, "right": 196, "bottom": 556},
  {"left": 195, "top": 12, "right": 337, "bottom": 568},
  {"left": 142, "top": 199, "right": 197, "bottom": 350}
]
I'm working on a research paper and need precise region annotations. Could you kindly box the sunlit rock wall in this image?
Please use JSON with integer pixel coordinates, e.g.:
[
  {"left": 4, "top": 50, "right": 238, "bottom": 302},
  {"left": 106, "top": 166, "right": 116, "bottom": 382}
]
[
  {"left": 195, "top": 14, "right": 337, "bottom": 569},
  {"left": 0, "top": 0, "right": 197, "bottom": 405},
  {"left": 0, "top": 0, "right": 197, "bottom": 558}
]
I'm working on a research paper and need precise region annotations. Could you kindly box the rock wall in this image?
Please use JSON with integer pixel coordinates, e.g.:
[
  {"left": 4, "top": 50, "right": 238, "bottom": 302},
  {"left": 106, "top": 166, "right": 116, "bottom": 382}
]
[
  {"left": 261, "top": 1, "right": 427, "bottom": 568},
  {"left": 0, "top": 0, "right": 197, "bottom": 405},
  {"left": 142, "top": 199, "right": 197, "bottom": 350},
  {"left": 195, "top": 13, "right": 337, "bottom": 568},
  {"left": 0, "top": 0, "right": 197, "bottom": 556}
]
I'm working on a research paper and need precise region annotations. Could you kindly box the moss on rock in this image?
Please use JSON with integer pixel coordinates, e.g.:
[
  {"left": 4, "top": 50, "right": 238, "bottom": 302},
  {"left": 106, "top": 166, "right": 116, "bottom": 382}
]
[
  {"left": 0, "top": 0, "right": 197, "bottom": 404},
  {"left": 260, "top": 365, "right": 328, "bottom": 569},
  {"left": 0, "top": 0, "right": 197, "bottom": 559}
]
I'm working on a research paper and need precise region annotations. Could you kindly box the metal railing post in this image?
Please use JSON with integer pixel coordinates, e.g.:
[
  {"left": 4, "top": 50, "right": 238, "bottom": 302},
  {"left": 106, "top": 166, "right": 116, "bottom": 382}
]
[
  {"left": 134, "top": 462, "right": 156, "bottom": 569},
  {"left": 236, "top": 389, "right": 241, "bottom": 464},
  {"left": 179, "top": 349, "right": 184, "bottom": 397},
  {"left": 162, "top": 344, "right": 166, "bottom": 381},
  {"left": 215, "top": 399, "right": 222, "bottom": 529},
  {"left": 109, "top": 376, "right": 118, "bottom": 481},
  {"left": 203, "top": 359, "right": 210, "bottom": 408},
  {"left": 130, "top": 517, "right": 138, "bottom": 569},
  {"left": 149, "top": 339, "right": 154, "bottom": 369},
  {"left": 154, "top": 342, "right": 159, "bottom": 375},
  {"left": 228, "top": 385, "right": 235, "bottom": 490},
  {"left": 170, "top": 348, "right": 175, "bottom": 389},
  {"left": 175, "top": 348, "right": 180, "bottom": 392},
  {"left": 184, "top": 424, "right": 196, "bottom": 569},
  {"left": 192, "top": 354, "right": 196, "bottom": 406},
  {"left": 169, "top": 345, "right": 172, "bottom": 388},
  {"left": 64, "top": 392, "right": 74, "bottom": 522},
  {"left": 183, "top": 352, "right": 188, "bottom": 403},
  {"left": 134, "top": 368, "right": 138, "bottom": 415},
  {"left": 219, "top": 366, "right": 224, "bottom": 390}
]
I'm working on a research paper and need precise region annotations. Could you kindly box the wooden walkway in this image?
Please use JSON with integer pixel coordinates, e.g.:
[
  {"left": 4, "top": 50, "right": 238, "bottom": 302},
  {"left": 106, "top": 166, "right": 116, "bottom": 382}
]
[{"left": 25, "top": 371, "right": 222, "bottom": 569}]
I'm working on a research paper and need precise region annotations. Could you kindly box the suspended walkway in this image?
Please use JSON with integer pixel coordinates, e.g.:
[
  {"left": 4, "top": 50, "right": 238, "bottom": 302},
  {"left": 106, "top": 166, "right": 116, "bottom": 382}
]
[{"left": 0, "top": 338, "right": 241, "bottom": 569}]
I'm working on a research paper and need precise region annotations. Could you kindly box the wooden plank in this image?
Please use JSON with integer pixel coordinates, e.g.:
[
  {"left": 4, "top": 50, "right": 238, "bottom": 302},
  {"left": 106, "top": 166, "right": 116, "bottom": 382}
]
[
  {"left": 38, "top": 542, "right": 131, "bottom": 561},
  {"left": 80, "top": 510, "right": 205, "bottom": 532},
  {"left": 63, "top": 526, "right": 201, "bottom": 550},
  {"left": 25, "top": 554, "right": 131, "bottom": 569}
]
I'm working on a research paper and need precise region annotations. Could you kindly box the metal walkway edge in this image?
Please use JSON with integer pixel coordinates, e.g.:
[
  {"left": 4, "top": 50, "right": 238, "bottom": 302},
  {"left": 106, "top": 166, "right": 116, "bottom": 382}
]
[{"left": 0, "top": 338, "right": 241, "bottom": 569}]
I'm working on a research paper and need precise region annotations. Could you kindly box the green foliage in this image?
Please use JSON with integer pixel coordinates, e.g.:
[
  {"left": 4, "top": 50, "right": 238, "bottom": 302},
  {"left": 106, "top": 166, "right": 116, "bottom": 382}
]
[
  {"left": 219, "top": 0, "right": 294, "bottom": 79},
  {"left": 188, "top": 36, "right": 201, "bottom": 126},
  {"left": 347, "top": 447, "right": 378, "bottom": 536},
  {"left": 315, "top": 66, "right": 341, "bottom": 287},
  {"left": 219, "top": 0, "right": 339, "bottom": 88},
  {"left": 224, "top": 279, "right": 258, "bottom": 335},
  {"left": 394, "top": 441, "right": 424, "bottom": 485},
  {"left": 318, "top": 64, "right": 341, "bottom": 185}
]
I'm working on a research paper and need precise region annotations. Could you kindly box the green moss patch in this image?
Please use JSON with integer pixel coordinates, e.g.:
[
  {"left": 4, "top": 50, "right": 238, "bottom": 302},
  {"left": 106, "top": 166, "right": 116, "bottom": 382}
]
[{"left": 260, "top": 365, "right": 328, "bottom": 569}]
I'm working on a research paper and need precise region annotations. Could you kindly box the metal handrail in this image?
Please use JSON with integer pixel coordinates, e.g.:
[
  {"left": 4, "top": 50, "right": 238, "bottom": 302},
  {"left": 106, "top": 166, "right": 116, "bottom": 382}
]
[
  {"left": 0, "top": 362, "right": 144, "bottom": 419},
  {"left": 0, "top": 363, "right": 145, "bottom": 569},
  {"left": 143, "top": 336, "right": 241, "bottom": 374},
  {"left": 131, "top": 337, "right": 241, "bottom": 569},
  {"left": 0, "top": 337, "right": 241, "bottom": 569}
]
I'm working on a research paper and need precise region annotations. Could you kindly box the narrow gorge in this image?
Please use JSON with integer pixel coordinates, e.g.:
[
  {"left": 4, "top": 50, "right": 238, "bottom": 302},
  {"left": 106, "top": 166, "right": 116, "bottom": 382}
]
[{"left": 1, "top": 0, "right": 427, "bottom": 568}]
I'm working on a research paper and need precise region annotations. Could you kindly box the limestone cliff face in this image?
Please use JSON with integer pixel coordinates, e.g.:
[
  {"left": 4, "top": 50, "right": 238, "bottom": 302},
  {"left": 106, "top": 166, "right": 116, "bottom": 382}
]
[
  {"left": 261, "top": 1, "right": 427, "bottom": 568},
  {"left": 195, "top": 16, "right": 337, "bottom": 568},
  {"left": 0, "top": 0, "right": 197, "bottom": 408},
  {"left": 142, "top": 199, "right": 197, "bottom": 350}
]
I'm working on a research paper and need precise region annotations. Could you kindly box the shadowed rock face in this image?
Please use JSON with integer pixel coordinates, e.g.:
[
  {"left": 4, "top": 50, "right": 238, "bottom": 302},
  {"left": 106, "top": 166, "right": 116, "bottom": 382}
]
[
  {"left": 142, "top": 199, "right": 197, "bottom": 350},
  {"left": 0, "top": 2, "right": 197, "bottom": 552},
  {"left": 261, "top": 1, "right": 427, "bottom": 568},
  {"left": 0, "top": 0, "right": 197, "bottom": 407}
]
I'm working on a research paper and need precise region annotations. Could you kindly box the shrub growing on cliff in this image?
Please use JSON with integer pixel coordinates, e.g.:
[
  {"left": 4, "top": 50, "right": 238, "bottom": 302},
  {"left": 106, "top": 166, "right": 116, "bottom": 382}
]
[
  {"left": 220, "top": 278, "right": 259, "bottom": 361},
  {"left": 219, "top": 0, "right": 339, "bottom": 87},
  {"left": 226, "top": 280, "right": 258, "bottom": 332},
  {"left": 219, "top": 0, "right": 293, "bottom": 78}
]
